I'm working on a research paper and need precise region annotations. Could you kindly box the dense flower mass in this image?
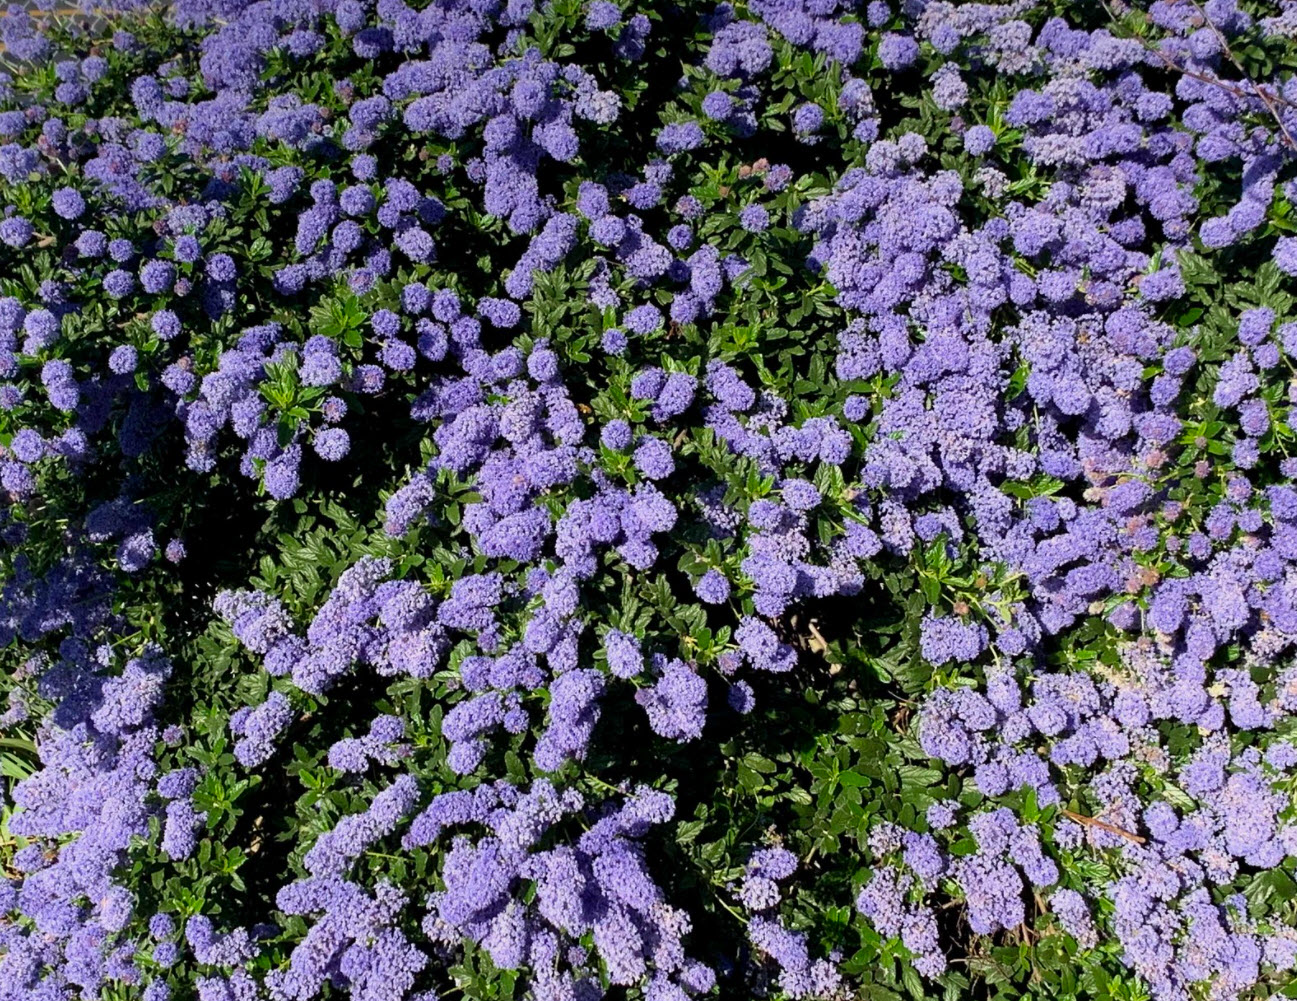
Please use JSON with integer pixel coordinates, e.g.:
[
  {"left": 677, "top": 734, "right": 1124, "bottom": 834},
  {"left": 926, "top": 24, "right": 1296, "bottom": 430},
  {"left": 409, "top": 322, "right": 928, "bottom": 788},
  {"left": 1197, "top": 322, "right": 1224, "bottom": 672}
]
[{"left": 3, "top": 1, "right": 1297, "bottom": 1000}]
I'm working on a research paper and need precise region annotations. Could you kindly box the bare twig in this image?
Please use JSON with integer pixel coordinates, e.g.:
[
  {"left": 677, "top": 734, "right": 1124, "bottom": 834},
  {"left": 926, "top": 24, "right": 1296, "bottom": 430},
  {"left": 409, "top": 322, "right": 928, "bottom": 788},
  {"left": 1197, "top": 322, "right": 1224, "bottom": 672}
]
[
  {"left": 1101, "top": 0, "right": 1297, "bottom": 153},
  {"left": 1182, "top": 0, "right": 1297, "bottom": 152},
  {"left": 1061, "top": 808, "right": 1147, "bottom": 845}
]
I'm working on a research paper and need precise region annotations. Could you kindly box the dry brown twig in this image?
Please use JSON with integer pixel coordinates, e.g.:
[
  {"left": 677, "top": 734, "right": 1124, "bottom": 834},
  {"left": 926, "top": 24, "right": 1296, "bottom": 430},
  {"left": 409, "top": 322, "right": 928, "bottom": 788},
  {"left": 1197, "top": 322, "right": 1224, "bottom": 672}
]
[{"left": 1061, "top": 808, "right": 1147, "bottom": 845}]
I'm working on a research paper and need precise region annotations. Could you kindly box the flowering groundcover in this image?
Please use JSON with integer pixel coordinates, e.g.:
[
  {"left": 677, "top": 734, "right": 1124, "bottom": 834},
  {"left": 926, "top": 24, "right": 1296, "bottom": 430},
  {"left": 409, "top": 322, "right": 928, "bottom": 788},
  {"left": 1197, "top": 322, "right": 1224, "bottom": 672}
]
[{"left": 3, "top": 0, "right": 1297, "bottom": 999}]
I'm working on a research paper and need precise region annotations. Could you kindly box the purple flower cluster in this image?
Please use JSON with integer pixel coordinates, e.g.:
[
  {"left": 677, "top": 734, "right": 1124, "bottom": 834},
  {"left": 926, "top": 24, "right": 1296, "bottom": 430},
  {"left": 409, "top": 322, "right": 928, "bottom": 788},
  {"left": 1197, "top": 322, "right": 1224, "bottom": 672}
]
[
  {"left": 914, "top": 644, "right": 1297, "bottom": 994},
  {"left": 273, "top": 877, "right": 426, "bottom": 1001},
  {"left": 0, "top": 646, "right": 173, "bottom": 996},
  {"left": 328, "top": 715, "right": 408, "bottom": 773},
  {"left": 217, "top": 557, "right": 449, "bottom": 706},
  {"left": 734, "top": 847, "right": 841, "bottom": 997},
  {"left": 854, "top": 864, "right": 946, "bottom": 979},
  {"left": 635, "top": 657, "right": 708, "bottom": 741},
  {"left": 408, "top": 780, "right": 714, "bottom": 1001}
]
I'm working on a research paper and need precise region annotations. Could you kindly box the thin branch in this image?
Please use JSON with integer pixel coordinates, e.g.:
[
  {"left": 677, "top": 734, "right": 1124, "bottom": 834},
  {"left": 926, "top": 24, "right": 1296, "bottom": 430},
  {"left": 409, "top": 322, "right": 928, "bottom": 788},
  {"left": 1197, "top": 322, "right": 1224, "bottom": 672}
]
[
  {"left": 1101, "top": 0, "right": 1297, "bottom": 153},
  {"left": 1183, "top": 0, "right": 1297, "bottom": 152},
  {"left": 1061, "top": 808, "right": 1146, "bottom": 845}
]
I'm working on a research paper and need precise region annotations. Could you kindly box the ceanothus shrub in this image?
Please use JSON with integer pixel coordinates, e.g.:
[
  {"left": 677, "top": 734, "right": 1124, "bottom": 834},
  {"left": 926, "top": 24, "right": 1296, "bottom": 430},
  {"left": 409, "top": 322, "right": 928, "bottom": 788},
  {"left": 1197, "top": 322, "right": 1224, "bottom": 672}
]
[{"left": 2, "top": 1, "right": 1297, "bottom": 1001}]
